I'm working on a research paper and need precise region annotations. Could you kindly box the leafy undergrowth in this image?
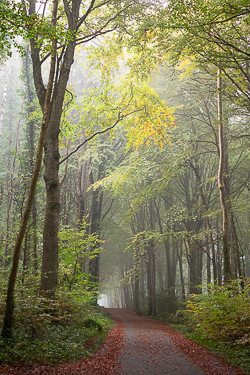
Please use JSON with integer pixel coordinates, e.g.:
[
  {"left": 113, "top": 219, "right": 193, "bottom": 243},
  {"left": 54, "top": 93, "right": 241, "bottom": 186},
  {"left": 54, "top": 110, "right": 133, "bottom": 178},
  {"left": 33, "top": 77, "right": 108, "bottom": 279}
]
[
  {"left": 0, "top": 279, "right": 113, "bottom": 366},
  {"left": 0, "top": 310, "right": 124, "bottom": 374},
  {"left": 160, "top": 281, "right": 250, "bottom": 374},
  {"left": 166, "top": 319, "right": 250, "bottom": 374}
]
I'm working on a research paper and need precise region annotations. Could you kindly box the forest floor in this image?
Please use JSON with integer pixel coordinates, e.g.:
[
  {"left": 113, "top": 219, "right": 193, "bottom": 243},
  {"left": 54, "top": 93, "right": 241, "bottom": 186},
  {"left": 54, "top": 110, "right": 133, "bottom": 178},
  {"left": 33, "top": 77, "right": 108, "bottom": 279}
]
[{"left": 0, "top": 308, "right": 248, "bottom": 375}]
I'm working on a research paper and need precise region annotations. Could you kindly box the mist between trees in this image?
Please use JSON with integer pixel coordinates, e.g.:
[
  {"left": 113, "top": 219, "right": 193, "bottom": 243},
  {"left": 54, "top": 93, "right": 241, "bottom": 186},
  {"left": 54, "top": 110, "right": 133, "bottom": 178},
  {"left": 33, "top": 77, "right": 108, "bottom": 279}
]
[{"left": 0, "top": 0, "right": 250, "bottom": 343}]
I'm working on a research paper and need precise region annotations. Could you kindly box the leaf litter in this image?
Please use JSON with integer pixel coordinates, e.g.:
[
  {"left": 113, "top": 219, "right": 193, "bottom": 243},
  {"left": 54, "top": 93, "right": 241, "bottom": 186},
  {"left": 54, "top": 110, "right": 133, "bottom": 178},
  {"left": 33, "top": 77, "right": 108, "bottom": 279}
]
[{"left": 0, "top": 308, "right": 247, "bottom": 374}]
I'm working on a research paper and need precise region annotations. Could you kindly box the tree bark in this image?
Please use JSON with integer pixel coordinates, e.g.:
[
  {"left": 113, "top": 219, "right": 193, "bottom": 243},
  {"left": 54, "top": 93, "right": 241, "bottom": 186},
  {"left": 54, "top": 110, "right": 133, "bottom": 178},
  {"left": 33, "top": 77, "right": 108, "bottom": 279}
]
[
  {"left": 88, "top": 162, "right": 105, "bottom": 286},
  {"left": 146, "top": 242, "right": 156, "bottom": 316},
  {"left": 23, "top": 45, "right": 38, "bottom": 273},
  {"left": 38, "top": 5, "right": 79, "bottom": 296},
  {"left": 190, "top": 162, "right": 217, "bottom": 283},
  {"left": 146, "top": 199, "right": 156, "bottom": 316},
  {"left": 1, "top": 0, "right": 58, "bottom": 338},
  {"left": 177, "top": 243, "right": 185, "bottom": 301},
  {"left": 217, "top": 68, "right": 231, "bottom": 282}
]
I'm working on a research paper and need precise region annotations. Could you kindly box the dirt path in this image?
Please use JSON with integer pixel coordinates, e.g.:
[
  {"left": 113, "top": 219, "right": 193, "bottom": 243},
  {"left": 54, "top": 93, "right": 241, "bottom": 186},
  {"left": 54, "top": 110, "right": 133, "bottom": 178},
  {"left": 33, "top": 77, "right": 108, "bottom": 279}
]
[{"left": 0, "top": 308, "right": 247, "bottom": 374}]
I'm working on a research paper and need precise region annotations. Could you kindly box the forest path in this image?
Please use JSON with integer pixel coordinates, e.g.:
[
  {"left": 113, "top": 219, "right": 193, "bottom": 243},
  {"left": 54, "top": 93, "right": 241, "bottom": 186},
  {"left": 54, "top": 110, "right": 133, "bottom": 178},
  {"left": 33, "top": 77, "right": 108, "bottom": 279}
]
[
  {"left": 107, "top": 308, "right": 204, "bottom": 375},
  {"left": 0, "top": 308, "right": 247, "bottom": 374}
]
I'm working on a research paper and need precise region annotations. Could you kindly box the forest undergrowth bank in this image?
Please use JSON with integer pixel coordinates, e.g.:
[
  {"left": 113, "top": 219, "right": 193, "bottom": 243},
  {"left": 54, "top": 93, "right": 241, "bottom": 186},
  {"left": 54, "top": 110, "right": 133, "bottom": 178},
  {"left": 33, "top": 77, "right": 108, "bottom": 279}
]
[
  {"left": 155, "top": 280, "right": 250, "bottom": 374},
  {"left": 0, "top": 271, "right": 113, "bottom": 366}
]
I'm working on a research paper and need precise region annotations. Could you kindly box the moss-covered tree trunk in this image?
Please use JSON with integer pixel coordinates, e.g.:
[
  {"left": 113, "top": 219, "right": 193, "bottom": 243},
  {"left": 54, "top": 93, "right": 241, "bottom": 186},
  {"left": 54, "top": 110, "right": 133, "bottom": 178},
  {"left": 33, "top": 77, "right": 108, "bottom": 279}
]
[
  {"left": 30, "top": 1, "right": 79, "bottom": 296},
  {"left": 1, "top": 0, "right": 58, "bottom": 338}
]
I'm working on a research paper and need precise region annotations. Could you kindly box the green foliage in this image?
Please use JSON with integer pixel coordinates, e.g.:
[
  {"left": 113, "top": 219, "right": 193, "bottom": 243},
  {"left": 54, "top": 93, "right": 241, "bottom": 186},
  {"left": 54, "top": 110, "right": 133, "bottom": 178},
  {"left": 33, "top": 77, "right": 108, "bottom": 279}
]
[
  {"left": 59, "top": 220, "right": 102, "bottom": 291},
  {"left": 166, "top": 285, "right": 250, "bottom": 374},
  {"left": 155, "top": 290, "right": 182, "bottom": 316},
  {"left": 161, "top": 282, "right": 250, "bottom": 373},
  {"left": 157, "top": 0, "right": 250, "bottom": 109},
  {"left": 83, "top": 317, "right": 103, "bottom": 332},
  {"left": 72, "top": 78, "right": 175, "bottom": 148},
  {"left": 0, "top": 270, "right": 113, "bottom": 365},
  {"left": 187, "top": 281, "right": 250, "bottom": 344}
]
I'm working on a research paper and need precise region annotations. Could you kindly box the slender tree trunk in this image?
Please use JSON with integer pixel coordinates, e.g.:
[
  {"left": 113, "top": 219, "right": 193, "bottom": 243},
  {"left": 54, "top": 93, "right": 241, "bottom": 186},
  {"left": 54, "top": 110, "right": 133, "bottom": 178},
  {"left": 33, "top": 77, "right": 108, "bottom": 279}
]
[
  {"left": 216, "top": 218, "right": 222, "bottom": 285},
  {"left": 1, "top": 0, "right": 58, "bottom": 338},
  {"left": 165, "top": 237, "right": 177, "bottom": 298},
  {"left": 88, "top": 162, "right": 104, "bottom": 286},
  {"left": 190, "top": 162, "right": 217, "bottom": 284},
  {"left": 0, "top": 64, "right": 11, "bottom": 140},
  {"left": 146, "top": 242, "right": 156, "bottom": 316},
  {"left": 223, "top": 135, "right": 242, "bottom": 280},
  {"left": 217, "top": 68, "right": 231, "bottom": 282},
  {"left": 189, "top": 242, "right": 197, "bottom": 294},
  {"left": 197, "top": 250, "right": 203, "bottom": 288},
  {"left": 134, "top": 273, "right": 140, "bottom": 312},
  {"left": 177, "top": 243, "right": 185, "bottom": 301},
  {"left": 146, "top": 199, "right": 156, "bottom": 316},
  {"left": 24, "top": 45, "right": 38, "bottom": 273},
  {"left": 206, "top": 235, "right": 211, "bottom": 284}
]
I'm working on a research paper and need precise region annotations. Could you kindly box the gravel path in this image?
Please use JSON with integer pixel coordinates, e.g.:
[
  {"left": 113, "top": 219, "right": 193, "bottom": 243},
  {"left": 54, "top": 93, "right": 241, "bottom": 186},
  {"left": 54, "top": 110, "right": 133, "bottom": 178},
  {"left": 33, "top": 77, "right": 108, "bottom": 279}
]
[{"left": 109, "top": 308, "right": 204, "bottom": 375}]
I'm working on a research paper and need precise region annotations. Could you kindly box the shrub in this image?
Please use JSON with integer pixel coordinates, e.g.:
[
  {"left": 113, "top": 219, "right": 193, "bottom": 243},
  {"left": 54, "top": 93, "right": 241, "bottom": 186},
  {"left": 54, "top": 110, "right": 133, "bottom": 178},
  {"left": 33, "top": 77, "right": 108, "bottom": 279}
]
[
  {"left": 0, "top": 270, "right": 113, "bottom": 365},
  {"left": 155, "top": 290, "right": 182, "bottom": 316},
  {"left": 187, "top": 280, "right": 250, "bottom": 344}
]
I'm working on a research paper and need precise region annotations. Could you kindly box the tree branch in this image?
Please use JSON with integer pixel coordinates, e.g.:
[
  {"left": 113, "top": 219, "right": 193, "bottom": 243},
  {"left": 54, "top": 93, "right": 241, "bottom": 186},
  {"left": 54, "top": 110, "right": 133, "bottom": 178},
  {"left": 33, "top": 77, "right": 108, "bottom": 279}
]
[{"left": 59, "top": 106, "right": 145, "bottom": 165}]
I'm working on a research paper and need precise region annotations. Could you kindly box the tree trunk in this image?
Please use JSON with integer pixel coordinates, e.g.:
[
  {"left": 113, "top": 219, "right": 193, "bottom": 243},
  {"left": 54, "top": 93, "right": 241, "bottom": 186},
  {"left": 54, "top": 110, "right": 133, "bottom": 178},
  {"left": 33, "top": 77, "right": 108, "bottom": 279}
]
[
  {"left": 146, "top": 199, "right": 156, "bottom": 316},
  {"left": 134, "top": 273, "right": 140, "bottom": 312},
  {"left": 223, "top": 134, "right": 242, "bottom": 280},
  {"left": 24, "top": 45, "right": 38, "bottom": 273},
  {"left": 1, "top": 0, "right": 58, "bottom": 338},
  {"left": 88, "top": 161, "right": 105, "bottom": 286},
  {"left": 177, "top": 243, "right": 185, "bottom": 301},
  {"left": 39, "top": 24, "right": 78, "bottom": 296},
  {"left": 216, "top": 218, "right": 222, "bottom": 285},
  {"left": 146, "top": 242, "right": 156, "bottom": 316},
  {"left": 190, "top": 162, "right": 217, "bottom": 284},
  {"left": 165, "top": 237, "right": 177, "bottom": 298},
  {"left": 29, "top": 0, "right": 80, "bottom": 295},
  {"left": 217, "top": 68, "right": 231, "bottom": 282}
]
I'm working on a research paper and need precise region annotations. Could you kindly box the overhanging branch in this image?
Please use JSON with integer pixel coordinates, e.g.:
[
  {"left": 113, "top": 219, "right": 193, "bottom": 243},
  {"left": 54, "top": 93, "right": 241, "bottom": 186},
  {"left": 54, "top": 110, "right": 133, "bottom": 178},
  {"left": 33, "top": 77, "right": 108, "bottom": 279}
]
[{"left": 59, "top": 106, "right": 145, "bottom": 165}]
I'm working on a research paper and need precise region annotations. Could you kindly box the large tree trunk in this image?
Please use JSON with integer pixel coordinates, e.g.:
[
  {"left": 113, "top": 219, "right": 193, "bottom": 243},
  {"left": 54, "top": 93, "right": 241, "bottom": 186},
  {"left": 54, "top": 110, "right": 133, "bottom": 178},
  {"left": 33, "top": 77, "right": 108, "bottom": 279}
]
[
  {"left": 37, "top": 21, "right": 78, "bottom": 297},
  {"left": 1, "top": 0, "right": 58, "bottom": 338},
  {"left": 40, "top": 105, "right": 61, "bottom": 295},
  {"left": 29, "top": 0, "right": 80, "bottom": 295}
]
